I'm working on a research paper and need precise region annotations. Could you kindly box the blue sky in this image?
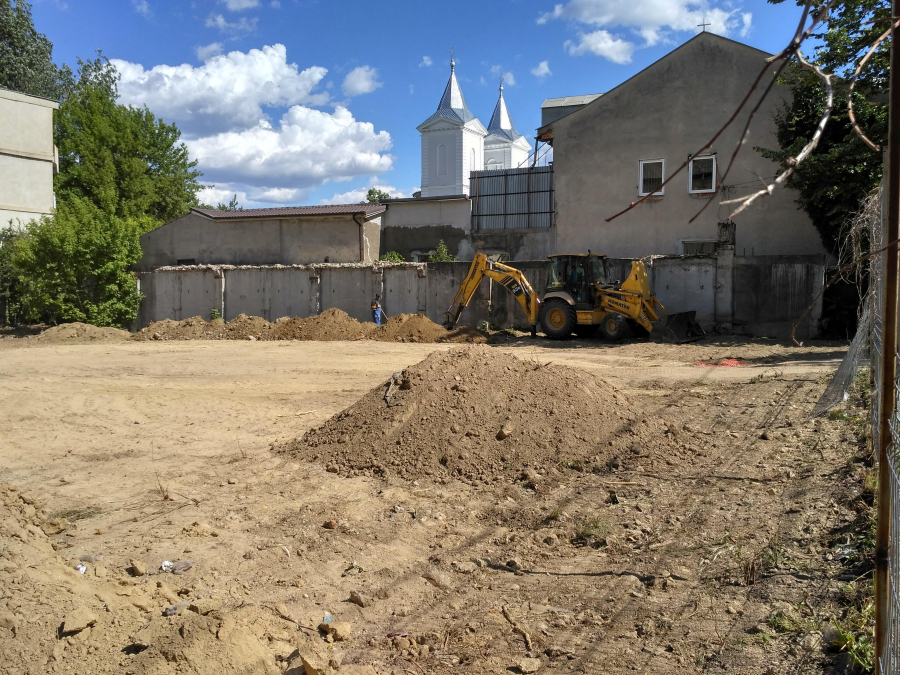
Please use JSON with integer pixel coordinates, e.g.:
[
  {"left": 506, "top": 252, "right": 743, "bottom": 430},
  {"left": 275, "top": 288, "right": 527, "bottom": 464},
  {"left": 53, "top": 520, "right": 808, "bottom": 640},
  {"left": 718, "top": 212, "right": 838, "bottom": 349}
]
[{"left": 32, "top": 0, "right": 808, "bottom": 208}]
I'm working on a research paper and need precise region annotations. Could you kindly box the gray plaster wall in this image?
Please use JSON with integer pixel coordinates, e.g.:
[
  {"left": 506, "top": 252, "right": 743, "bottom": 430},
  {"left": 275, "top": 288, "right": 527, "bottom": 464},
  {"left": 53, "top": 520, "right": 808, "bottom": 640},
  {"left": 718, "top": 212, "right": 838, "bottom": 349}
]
[
  {"left": 462, "top": 229, "right": 555, "bottom": 263},
  {"left": 138, "top": 212, "right": 379, "bottom": 270},
  {"left": 547, "top": 33, "right": 826, "bottom": 259},
  {"left": 0, "top": 89, "right": 58, "bottom": 229},
  {"left": 381, "top": 198, "right": 471, "bottom": 261}
]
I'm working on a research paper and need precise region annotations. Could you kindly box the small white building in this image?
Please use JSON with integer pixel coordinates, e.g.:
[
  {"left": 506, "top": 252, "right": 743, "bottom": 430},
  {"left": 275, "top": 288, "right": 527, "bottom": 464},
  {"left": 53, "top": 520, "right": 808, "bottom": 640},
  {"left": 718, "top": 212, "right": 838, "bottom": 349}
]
[
  {"left": 484, "top": 82, "right": 531, "bottom": 171},
  {"left": 0, "top": 88, "right": 58, "bottom": 229}
]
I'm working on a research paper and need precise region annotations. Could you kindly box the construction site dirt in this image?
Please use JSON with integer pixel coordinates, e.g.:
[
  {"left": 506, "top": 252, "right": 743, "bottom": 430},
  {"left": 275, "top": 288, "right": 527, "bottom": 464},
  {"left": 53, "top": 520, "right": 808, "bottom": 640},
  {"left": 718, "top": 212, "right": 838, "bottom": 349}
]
[{"left": 0, "top": 332, "right": 866, "bottom": 674}]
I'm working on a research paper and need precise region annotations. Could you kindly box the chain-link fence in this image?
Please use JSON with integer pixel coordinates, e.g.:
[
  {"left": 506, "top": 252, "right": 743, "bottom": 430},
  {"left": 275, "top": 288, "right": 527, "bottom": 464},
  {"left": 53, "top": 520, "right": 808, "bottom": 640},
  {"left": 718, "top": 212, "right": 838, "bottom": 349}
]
[{"left": 871, "top": 187, "right": 900, "bottom": 673}]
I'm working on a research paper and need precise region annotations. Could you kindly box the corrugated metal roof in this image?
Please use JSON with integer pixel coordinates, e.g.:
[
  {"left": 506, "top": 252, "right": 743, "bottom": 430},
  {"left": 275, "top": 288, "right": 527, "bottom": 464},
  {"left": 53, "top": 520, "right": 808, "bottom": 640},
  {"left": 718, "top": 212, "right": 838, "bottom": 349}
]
[
  {"left": 485, "top": 84, "right": 524, "bottom": 143},
  {"left": 418, "top": 59, "right": 480, "bottom": 128},
  {"left": 191, "top": 204, "right": 386, "bottom": 220},
  {"left": 541, "top": 94, "right": 603, "bottom": 108}
]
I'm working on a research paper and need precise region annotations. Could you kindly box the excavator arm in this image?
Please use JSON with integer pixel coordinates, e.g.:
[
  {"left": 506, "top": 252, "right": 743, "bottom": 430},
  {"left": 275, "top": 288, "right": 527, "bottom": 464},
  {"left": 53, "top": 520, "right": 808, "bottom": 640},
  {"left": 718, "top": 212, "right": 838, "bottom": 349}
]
[{"left": 445, "top": 254, "right": 540, "bottom": 333}]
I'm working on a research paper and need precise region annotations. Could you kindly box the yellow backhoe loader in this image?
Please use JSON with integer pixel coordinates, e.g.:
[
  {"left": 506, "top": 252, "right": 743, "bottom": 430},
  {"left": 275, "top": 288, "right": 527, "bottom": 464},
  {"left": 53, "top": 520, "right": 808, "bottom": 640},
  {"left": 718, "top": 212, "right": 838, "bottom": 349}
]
[{"left": 444, "top": 252, "right": 704, "bottom": 342}]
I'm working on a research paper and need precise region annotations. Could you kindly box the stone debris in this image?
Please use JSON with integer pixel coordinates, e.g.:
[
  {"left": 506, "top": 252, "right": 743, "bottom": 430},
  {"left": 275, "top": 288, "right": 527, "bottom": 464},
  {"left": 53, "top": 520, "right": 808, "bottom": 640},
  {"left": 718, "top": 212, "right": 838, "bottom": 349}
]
[{"left": 62, "top": 607, "right": 97, "bottom": 635}]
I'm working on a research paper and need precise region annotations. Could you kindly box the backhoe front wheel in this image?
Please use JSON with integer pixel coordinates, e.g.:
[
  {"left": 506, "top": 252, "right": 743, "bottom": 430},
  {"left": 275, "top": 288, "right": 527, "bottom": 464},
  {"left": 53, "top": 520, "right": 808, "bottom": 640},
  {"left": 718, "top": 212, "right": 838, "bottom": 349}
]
[
  {"left": 601, "top": 312, "right": 628, "bottom": 341},
  {"left": 540, "top": 299, "right": 576, "bottom": 339}
]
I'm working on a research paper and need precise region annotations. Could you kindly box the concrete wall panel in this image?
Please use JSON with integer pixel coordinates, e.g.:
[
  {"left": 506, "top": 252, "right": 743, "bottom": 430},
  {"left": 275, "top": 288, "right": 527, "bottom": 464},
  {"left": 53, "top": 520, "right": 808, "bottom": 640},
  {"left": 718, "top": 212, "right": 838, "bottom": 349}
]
[
  {"left": 320, "top": 267, "right": 381, "bottom": 323},
  {"left": 650, "top": 258, "right": 717, "bottom": 325},
  {"left": 734, "top": 256, "right": 824, "bottom": 338},
  {"left": 137, "top": 268, "right": 222, "bottom": 328},
  {"left": 225, "top": 267, "right": 313, "bottom": 321},
  {"left": 383, "top": 267, "right": 423, "bottom": 317}
]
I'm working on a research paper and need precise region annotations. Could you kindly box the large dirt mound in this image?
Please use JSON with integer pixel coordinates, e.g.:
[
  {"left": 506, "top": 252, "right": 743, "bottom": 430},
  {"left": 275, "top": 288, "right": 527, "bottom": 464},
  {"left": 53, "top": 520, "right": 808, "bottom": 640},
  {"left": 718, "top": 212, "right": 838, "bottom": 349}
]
[
  {"left": 285, "top": 346, "right": 689, "bottom": 482},
  {"left": 36, "top": 322, "right": 132, "bottom": 344},
  {"left": 136, "top": 309, "right": 484, "bottom": 344}
]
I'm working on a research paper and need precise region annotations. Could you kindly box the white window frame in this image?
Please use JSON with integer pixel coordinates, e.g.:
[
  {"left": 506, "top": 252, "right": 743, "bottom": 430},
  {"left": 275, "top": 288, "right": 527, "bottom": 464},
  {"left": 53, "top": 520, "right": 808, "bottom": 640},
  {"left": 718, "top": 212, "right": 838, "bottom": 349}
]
[
  {"left": 680, "top": 239, "right": 718, "bottom": 255},
  {"left": 688, "top": 155, "right": 717, "bottom": 194},
  {"left": 639, "top": 159, "right": 665, "bottom": 196}
]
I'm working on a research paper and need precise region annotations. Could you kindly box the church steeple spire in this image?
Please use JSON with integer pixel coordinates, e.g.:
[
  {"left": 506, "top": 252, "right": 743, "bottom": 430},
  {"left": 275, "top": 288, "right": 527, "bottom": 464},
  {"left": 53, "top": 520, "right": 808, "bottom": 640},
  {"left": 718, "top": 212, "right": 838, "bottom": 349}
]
[
  {"left": 487, "top": 78, "right": 523, "bottom": 141},
  {"left": 418, "top": 51, "right": 477, "bottom": 127}
]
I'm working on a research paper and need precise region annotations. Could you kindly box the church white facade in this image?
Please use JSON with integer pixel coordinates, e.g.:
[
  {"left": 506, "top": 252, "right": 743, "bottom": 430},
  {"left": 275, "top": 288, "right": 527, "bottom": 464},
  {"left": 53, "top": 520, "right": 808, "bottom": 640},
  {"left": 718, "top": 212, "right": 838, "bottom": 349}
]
[{"left": 417, "top": 59, "right": 531, "bottom": 198}]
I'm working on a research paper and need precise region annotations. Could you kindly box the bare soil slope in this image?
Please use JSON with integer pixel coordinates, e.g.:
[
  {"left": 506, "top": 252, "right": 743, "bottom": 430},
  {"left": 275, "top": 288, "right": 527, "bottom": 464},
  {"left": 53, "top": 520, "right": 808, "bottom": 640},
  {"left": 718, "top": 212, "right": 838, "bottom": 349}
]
[{"left": 288, "top": 346, "right": 692, "bottom": 483}]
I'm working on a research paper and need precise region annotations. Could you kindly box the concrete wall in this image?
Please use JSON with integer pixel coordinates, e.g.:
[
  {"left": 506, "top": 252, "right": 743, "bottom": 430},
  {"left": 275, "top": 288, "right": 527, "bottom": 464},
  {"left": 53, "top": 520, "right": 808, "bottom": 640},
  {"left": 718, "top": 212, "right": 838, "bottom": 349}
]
[
  {"left": 135, "top": 255, "right": 825, "bottom": 338},
  {"left": 547, "top": 33, "right": 827, "bottom": 259},
  {"left": 138, "top": 212, "right": 380, "bottom": 270},
  {"left": 137, "top": 268, "right": 224, "bottom": 328},
  {"left": 0, "top": 89, "right": 58, "bottom": 229},
  {"left": 381, "top": 198, "right": 471, "bottom": 261}
]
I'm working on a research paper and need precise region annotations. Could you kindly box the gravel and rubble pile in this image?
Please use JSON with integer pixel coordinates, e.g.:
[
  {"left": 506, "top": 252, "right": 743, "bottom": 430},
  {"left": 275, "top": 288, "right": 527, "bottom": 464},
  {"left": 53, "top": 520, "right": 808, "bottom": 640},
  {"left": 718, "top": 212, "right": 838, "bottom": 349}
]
[
  {"left": 33, "top": 323, "right": 132, "bottom": 344},
  {"left": 285, "top": 345, "right": 695, "bottom": 482},
  {"left": 135, "top": 308, "right": 484, "bottom": 344}
]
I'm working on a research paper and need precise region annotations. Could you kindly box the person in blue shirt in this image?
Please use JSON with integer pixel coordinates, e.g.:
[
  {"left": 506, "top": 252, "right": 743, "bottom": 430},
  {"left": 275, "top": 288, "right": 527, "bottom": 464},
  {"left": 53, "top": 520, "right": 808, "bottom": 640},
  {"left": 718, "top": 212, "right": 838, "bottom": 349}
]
[{"left": 371, "top": 294, "right": 384, "bottom": 326}]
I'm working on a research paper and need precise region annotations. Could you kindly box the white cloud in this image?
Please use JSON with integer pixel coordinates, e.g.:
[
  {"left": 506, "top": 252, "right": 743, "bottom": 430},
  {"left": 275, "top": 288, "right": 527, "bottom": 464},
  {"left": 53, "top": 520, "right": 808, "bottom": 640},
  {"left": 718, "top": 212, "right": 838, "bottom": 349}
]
[
  {"left": 205, "top": 13, "right": 257, "bottom": 33},
  {"left": 133, "top": 0, "right": 150, "bottom": 16},
  {"left": 565, "top": 31, "right": 635, "bottom": 63},
  {"left": 740, "top": 12, "right": 752, "bottom": 37},
  {"left": 323, "top": 180, "right": 416, "bottom": 205},
  {"left": 113, "top": 44, "right": 330, "bottom": 135},
  {"left": 186, "top": 106, "right": 393, "bottom": 191},
  {"left": 220, "top": 0, "right": 258, "bottom": 9},
  {"left": 488, "top": 65, "right": 515, "bottom": 86},
  {"left": 419, "top": 55, "right": 432, "bottom": 67},
  {"left": 539, "top": 0, "right": 751, "bottom": 62},
  {"left": 531, "top": 60, "right": 552, "bottom": 78},
  {"left": 195, "top": 42, "right": 223, "bottom": 61},
  {"left": 342, "top": 65, "right": 382, "bottom": 96},
  {"left": 408, "top": 84, "right": 414, "bottom": 94},
  {"left": 270, "top": 0, "right": 281, "bottom": 6}
]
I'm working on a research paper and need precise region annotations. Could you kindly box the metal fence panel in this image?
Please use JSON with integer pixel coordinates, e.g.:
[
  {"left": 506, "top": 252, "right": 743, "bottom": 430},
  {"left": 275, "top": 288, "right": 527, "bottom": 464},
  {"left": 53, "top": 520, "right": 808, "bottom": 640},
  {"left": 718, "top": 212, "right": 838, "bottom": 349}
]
[{"left": 470, "top": 166, "right": 554, "bottom": 230}]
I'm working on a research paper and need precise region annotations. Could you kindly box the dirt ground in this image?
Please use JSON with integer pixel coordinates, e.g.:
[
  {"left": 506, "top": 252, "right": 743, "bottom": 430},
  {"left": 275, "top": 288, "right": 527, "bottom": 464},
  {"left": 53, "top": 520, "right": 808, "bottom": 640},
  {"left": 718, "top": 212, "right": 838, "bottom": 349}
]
[{"left": 0, "top": 334, "right": 864, "bottom": 674}]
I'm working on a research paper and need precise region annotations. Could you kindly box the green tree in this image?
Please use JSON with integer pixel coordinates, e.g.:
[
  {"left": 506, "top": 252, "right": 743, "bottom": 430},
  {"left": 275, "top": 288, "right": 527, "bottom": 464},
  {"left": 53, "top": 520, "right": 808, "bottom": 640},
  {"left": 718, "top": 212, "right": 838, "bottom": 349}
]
[
  {"left": 428, "top": 240, "right": 458, "bottom": 262},
  {"left": 0, "top": 0, "right": 61, "bottom": 99},
  {"left": 13, "top": 198, "right": 150, "bottom": 327},
  {"left": 0, "top": 225, "right": 24, "bottom": 325},
  {"left": 217, "top": 194, "right": 243, "bottom": 211},
  {"left": 764, "top": 0, "right": 889, "bottom": 252},
  {"left": 379, "top": 251, "right": 405, "bottom": 262},
  {"left": 54, "top": 56, "right": 203, "bottom": 227},
  {"left": 363, "top": 187, "right": 391, "bottom": 204}
]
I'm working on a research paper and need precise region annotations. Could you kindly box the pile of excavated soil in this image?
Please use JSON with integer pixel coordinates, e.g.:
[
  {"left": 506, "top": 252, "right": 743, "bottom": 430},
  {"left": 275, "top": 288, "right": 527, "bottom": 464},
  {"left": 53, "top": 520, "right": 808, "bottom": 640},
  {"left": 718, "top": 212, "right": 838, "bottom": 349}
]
[
  {"left": 136, "top": 308, "right": 485, "bottom": 344},
  {"left": 35, "top": 322, "right": 132, "bottom": 344},
  {"left": 285, "top": 346, "right": 692, "bottom": 482}
]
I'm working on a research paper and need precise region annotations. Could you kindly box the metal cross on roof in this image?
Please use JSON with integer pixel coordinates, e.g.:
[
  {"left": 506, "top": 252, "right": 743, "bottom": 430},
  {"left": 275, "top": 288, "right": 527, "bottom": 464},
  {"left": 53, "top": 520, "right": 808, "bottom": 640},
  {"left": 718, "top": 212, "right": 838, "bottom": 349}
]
[
  {"left": 698, "top": 17, "right": 710, "bottom": 31},
  {"left": 449, "top": 47, "right": 454, "bottom": 60}
]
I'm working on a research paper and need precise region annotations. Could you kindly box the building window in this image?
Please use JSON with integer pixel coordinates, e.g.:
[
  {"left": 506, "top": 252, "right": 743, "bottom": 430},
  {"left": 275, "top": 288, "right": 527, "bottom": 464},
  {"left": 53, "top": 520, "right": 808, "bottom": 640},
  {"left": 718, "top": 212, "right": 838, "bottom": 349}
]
[
  {"left": 682, "top": 240, "right": 718, "bottom": 255},
  {"left": 689, "top": 155, "right": 716, "bottom": 193},
  {"left": 470, "top": 147, "right": 476, "bottom": 173},
  {"left": 639, "top": 159, "right": 664, "bottom": 196},
  {"left": 437, "top": 144, "right": 447, "bottom": 176}
]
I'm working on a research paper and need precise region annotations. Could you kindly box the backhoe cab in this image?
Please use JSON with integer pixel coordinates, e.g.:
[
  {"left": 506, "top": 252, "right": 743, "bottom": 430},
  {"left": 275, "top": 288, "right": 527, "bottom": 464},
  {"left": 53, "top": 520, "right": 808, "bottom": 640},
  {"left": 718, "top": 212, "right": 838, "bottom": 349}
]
[{"left": 444, "top": 252, "right": 704, "bottom": 342}]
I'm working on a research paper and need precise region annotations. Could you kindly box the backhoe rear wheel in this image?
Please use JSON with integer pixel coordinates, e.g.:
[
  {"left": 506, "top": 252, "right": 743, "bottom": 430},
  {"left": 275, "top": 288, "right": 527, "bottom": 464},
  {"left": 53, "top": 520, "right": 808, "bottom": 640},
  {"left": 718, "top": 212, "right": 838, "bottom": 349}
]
[
  {"left": 540, "top": 299, "right": 576, "bottom": 339},
  {"left": 601, "top": 313, "right": 628, "bottom": 341}
]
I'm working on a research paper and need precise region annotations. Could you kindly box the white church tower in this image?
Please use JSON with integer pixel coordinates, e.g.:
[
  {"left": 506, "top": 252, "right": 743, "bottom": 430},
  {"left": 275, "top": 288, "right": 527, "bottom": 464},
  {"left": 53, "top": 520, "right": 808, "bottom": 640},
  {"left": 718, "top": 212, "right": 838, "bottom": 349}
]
[
  {"left": 417, "top": 55, "right": 486, "bottom": 197},
  {"left": 484, "top": 80, "right": 531, "bottom": 170}
]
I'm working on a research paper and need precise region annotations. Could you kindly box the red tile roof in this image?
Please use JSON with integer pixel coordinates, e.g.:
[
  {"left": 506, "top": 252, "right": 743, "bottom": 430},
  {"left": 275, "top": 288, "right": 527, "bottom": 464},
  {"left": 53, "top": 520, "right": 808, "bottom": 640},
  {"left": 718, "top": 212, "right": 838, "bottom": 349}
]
[{"left": 191, "top": 204, "right": 385, "bottom": 219}]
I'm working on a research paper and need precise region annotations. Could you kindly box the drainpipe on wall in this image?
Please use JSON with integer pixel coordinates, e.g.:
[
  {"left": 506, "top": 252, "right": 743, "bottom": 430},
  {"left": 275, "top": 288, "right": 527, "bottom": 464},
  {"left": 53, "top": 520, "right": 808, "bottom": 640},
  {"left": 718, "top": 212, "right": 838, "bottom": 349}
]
[{"left": 353, "top": 214, "right": 366, "bottom": 262}]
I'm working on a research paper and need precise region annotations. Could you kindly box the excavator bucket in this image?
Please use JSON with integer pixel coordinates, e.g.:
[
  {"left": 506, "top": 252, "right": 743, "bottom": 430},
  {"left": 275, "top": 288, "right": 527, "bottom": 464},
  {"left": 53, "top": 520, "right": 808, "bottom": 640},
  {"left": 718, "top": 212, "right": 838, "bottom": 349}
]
[{"left": 657, "top": 311, "right": 706, "bottom": 343}]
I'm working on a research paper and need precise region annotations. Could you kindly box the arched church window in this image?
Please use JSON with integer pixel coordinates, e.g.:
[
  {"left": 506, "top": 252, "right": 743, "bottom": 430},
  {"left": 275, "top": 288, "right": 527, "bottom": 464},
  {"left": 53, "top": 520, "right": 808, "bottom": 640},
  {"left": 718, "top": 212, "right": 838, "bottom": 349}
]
[
  {"left": 470, "top": 148, "right": 476, "bottom": 172},
  {"left": 437, "top": 144, "right": 447, "bottom": 176}
]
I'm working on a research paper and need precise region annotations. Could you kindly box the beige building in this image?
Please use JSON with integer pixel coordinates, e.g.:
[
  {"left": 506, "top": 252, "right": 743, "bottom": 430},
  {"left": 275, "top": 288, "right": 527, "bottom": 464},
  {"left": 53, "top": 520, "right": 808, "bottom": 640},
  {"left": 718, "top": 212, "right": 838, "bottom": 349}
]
[
  {"left": 537, "top": 33, "right": 827, "bottom": 258},
  {"left": 0, "top": 88, "right": 58, "bottom": 228},
  {"left": 137, "top": 204, "right": 384, "bottom": 270}
]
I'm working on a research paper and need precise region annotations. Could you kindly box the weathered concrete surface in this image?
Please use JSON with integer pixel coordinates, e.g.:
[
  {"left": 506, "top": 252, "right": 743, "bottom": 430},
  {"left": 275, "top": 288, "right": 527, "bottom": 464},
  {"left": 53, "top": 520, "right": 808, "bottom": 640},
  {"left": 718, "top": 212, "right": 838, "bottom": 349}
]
[
  {"left": 134, "top": 256, "right": 825, "bottom": 338},
  {"left": 225, "top": 267, "right": 314, "bottom": 321},
  {"left": 138, "top": 212, "right": 381, "bottom": 270},
  {"left": 0, "top": 89, "right": 58, "bottom": 229},
  {"left": 381, "top": 197, "right": 471, "bottom": 261},
  {"left": 462, "top": 229, "right": 555, "bottom": 263},
  {"left": 137, "top": 268, "right": 223, "bottom": 328},
  {"left": 544, "top": 33, "right": 826, "bottom": 259}
]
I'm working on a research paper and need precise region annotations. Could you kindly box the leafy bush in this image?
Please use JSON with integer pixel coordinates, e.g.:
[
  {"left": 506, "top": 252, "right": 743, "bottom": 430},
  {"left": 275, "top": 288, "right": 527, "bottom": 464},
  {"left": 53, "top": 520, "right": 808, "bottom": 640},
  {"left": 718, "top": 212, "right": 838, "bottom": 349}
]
[
  {"left": 13, "top": 198, "right": 149, "bottom": 327},
  {"left": 0, "top": 225, "right": 25, "bottom": 326},
  {"left": 428, "top": 240, "right": 458, "bottom": 262},
  {"left": 379, "top": 251, "right": 405, "bottom": 263}
]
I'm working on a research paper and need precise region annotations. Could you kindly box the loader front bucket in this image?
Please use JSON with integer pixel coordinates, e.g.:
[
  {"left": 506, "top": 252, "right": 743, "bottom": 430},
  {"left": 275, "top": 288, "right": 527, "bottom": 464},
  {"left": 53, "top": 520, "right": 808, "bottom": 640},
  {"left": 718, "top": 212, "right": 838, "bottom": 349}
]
[{"left": 658, "top": 311, "right": 706, "bottom": 343}]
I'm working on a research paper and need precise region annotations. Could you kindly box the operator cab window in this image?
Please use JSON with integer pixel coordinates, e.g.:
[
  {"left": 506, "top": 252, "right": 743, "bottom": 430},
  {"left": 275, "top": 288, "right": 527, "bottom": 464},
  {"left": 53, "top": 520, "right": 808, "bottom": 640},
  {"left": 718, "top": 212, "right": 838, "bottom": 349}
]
[{"left": 639, "top": 159, "right": 664, "bottom": 196}]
